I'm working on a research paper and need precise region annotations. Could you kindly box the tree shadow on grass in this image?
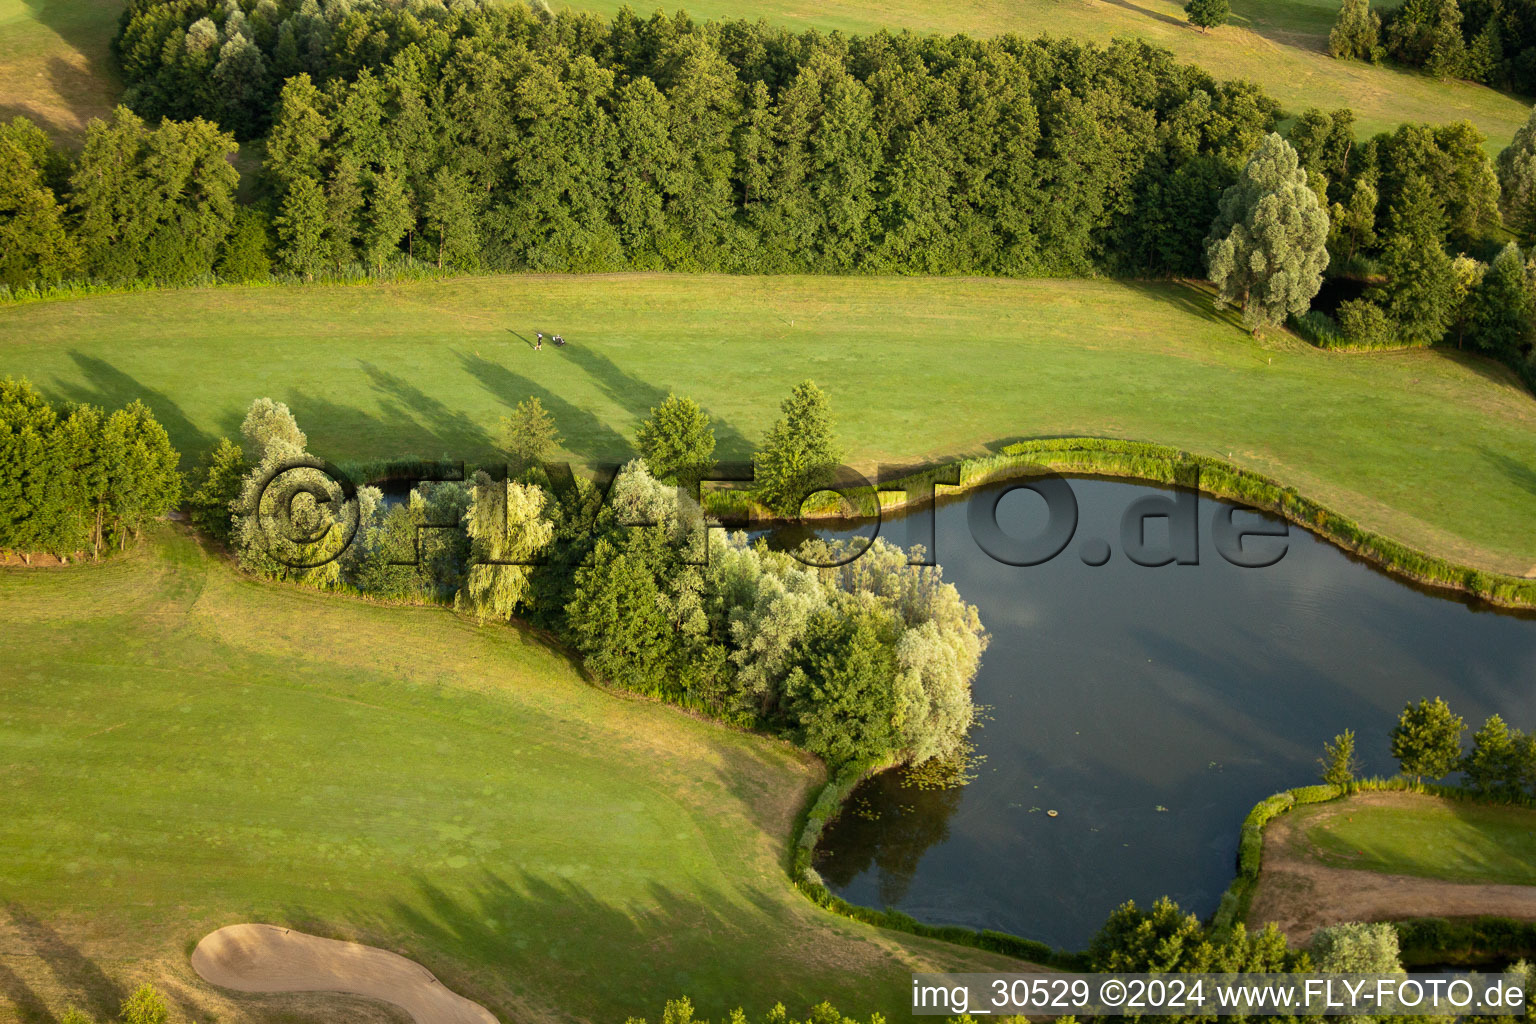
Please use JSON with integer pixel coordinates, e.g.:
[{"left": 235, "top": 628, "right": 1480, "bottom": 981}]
[
  {"left": 555, "top": 343, "right": 758, "bottom": 462},
  {"left": 273, "top": 389, "right": 490, "bottom": 469},
  {"left": 1098, "top": 0, "right": 1187, "bottom": 32},
  {"left": 335, "top": 870, "right": 855, "bottom": 1023},
  {"left": 3, "top": 904, "right": 123, "bottom": 1022},
  {"left": 47, "top": 352, "right": 213, "bottom": 467},
  {"left": 358, "top": 363, "right": 495, "bottom": 460},
  {"left": 1121, "top": 280, "right": 1246, "bottom": 333},
  {"left": 0, "top": 958, "right": 55, "bottom": 1024},
  {"left": 1431, "top": 347, "right": 1533, "bottom": 393},
  {"left": 1477, "top": 445, "right": 1536, "bottom": 499},
  {"left": 454, "top": 350, "right": 634, "bottom": 467}
]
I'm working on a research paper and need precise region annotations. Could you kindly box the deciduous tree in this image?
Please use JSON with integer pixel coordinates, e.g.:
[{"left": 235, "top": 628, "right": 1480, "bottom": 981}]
[
  {"left": 1185, "top": 0, "right": 1230, "bottom": 32},
  {"left": 636, "top": 393, "right": 716, "bottom": 483},
  {"left": 1497, "top": 106, "right": 1536, "bottom": 242},
  {"left": 1205, "top": 133, "right": 1330, "bottom": 332},
  {"left": 458, "top": 473, "right": 554, "bottom": 622},
  {"left": 1330, "top": 0, "right": 1382, "bottom": 60}
]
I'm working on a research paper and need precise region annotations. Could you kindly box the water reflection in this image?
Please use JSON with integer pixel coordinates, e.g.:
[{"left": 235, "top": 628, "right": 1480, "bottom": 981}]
[
  {"left": 814, "top": 771, "right": 964, "bottom": 908},
  {"left": 774, "top": 477, "right": 1536, "bottom": 950}
]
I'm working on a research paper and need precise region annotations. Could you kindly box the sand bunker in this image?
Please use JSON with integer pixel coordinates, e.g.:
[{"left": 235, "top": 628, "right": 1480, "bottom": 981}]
[{"left": 191, "top": 924, "right": 498, "bottom": 1024}]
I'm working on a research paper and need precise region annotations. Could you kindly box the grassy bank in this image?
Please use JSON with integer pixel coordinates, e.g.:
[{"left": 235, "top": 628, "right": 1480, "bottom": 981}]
[
  {"left": 2, "top": 274, "right": 1534, "bottom": 575},
  {"left": 1216, "top": 781, "right": 1536, "bottom": 938},
  {"left": 969, "top": 438, "right": 1536, "bottom": 605},
  {"left": 1288, "top": 794, "right": 1536, "bottom": 885},
  {"left": 0, "top": 527, "right": 1024, "bottom": 1023}
]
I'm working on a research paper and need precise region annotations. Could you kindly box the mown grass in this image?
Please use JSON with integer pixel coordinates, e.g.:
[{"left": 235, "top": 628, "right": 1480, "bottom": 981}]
[
  {"left": 0, "top": 527, "right": 1023, "bottom": 1023},
  {"left": 0, "top": 0, "right": 122, "bottom": 143},
  {"left": 1289, "top": 796, "right": 1536, "bottom": 885},
  {"left": 563, "top": 0, "right": 1533, "bottom": 150},
  {"left": 2, "top": 273, "right": 1534, "bottom": 575}
]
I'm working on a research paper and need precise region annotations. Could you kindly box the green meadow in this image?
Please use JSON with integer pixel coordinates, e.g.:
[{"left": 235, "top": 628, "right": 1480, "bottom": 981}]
[
  {"left": 1291, "top": 796, "right": 1536, "bottom": 885},
  {"left": 0, "top": 528, "right": 1023, "bottom": 1023},
  {"left": 3, "top": 274, "right": 1534, "bottom": 574}
]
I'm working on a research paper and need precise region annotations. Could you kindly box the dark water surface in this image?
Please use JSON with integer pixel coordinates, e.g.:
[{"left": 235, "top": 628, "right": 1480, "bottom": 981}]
[{"left": 782, "top": 477, "right": 1536, "bottom": 951}]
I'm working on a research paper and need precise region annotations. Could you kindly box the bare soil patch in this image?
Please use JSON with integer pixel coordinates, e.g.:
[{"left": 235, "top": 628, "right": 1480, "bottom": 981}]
[{"left": 1247, "top": 792, "right": 1536, "bottom": 945}]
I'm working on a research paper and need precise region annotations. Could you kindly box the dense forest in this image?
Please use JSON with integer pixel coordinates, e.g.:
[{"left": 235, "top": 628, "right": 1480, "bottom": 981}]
[
  {"left": 2, "top": 0, "right": 1535, "bottom": 377},
  {"left": 101, "top": 0, "right": 1293, "bottom": 279}
]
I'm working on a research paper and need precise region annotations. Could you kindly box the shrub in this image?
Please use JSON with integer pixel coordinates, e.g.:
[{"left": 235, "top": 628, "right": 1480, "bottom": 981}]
[
  {"left": 119, "top": 985, "right": 169, "bottom": 1024},
  {"left": 1313, "top": 922, "right": 1403, "bottom": 973},
  {"left": 1337, "top": 298, "right": 1395, "bottom": 348},
  {"left": 1330, "top": 0, "right": 1383, "bottom": 60}
]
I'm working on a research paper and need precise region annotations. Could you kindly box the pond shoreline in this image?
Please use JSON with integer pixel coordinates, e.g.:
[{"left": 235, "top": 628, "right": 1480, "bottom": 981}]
[{"left": 728, "top": 437, "right": 1536, "bottom": 610}]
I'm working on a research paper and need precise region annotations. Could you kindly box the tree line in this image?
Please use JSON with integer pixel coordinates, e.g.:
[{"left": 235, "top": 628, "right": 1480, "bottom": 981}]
[
  {"left": 1389, "top": 696, "right": 1536, "bottom": 798},
  {"left": 1330, "top": 0, "right": 1536, "bottom": 94},
  {"left": 0, "top": 378, "right": 181, "bottom": 562},
  {"left": 67, "top": 0, "right": 1292, "bottom": 282},
  {"left": 194, "top": 383, "right": 984, "bottom": 772},
  {"left": 1203, "top": 104, "right": 1536, "bottom": 383},
  {"left": 1311, "top": 695, "right": 1536, "bottom": 800},
  {"left": 7, "top": 0, "right": 1536, "bottom": 378},
  {"left": 0, "top": 110, "right": 253, "bottom": 290}
]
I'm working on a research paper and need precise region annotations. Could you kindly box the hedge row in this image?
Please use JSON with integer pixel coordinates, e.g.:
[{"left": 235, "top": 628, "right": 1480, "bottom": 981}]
[
  {"left": 1395, "top": 917, "right": 1536, "bottom": 967},
  {"left": 1209, "top": 783, "right": 1343, "bottom": 934},
  {"left": 0, "top": 261, "right": 464, "bottom": 308},
  {"left": 993, "top": 438, "right": 1536, "bottom": 608}
]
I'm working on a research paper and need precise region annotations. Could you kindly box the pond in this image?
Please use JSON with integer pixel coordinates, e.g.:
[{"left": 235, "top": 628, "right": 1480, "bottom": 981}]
[{"left": 772, "top": 476, "right": 1536, "bottom": 951}]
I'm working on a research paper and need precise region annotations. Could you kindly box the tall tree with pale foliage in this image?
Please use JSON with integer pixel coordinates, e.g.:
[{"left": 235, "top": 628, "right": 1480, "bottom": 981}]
[
  {"left": 1205, "top": 133, "right": 1330, "bottom": 332},
  {"left": 1312, "top": 922, "right": 1404, "bottom": 973},
  {"left": 458, "top": 472, "right": 554, "bottom": 623}
]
